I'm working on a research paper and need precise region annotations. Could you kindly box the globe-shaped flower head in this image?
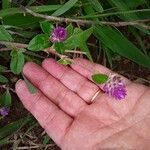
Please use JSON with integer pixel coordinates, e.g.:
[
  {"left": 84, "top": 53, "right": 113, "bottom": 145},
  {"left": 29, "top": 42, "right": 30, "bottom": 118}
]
[
  {"left": 103, "top": 74, "right": 127, "bottom": 100},
  {"left": 51, "top": 26, "right": 67, "bottom": 42}
]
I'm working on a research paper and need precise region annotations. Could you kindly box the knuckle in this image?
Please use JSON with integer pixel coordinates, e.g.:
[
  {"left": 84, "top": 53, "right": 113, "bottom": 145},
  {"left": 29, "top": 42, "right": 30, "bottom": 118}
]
[
  {"left": 26, "top": 92, "right": 42, "bottom": 111},
  {"left": 43, "top": 107, "right": 59, "bottom": 129},
  {"left": 56, "top": 88, "right": 69, "bottom": 106},
  {"left": 37, "top": 73, "right": 50, "bottom": 88},
  {"left": 76, "top": 79, "right": 87, "bottom": 93},
  {"left": 59, "top": 67, "right": 70, "bottom": 81}
]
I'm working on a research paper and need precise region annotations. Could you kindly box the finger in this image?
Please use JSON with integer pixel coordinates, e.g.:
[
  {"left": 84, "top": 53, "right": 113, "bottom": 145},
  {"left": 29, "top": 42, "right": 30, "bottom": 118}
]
[
  {"left": 23, "top": 62, "right": 86, "bottom": 117},
  {"left": 71, "top": 58, "right": 131, "bottom": 87},
  {"left": 42, "top": 58, "right": 100, "bottom": 103},
  {"left": 15, "top": 80, "right": 73, "bottom": 146}
]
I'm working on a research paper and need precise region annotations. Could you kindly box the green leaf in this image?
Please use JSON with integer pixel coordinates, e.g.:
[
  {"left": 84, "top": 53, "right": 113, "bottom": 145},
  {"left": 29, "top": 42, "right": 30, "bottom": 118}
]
[
  {"left": 43, "top": 134, "right": 50, "bottom": 144},
  {"left": 105, "top": 48, "right": 113, "bottom": 68},
  {"left": 23, "top": 75, "right": 37, "bottom": 94},
  {"left": 52, "top": 0, "right": 78, "bottom": 16},
  {"left": 95, "top": 25, "right": 150, "bottom": 69},
  {"left": 0, "top": 5, "right": 61, "bottom": 18},
  {"left": 28, "top": 34, "right": 51, "bottom": 51},
  {"left": 0, "top": 137, "right": 9, "bottom": 146},
  {"left": 3, "top": 14, "right": 42, "bottom": 29},
  {"left": 92, "top": 74, "right": 108, "bottom": 84},
  {"left": 57, "top": 59, "right": 72, "bottom": 65},
  {"left": 108, "top": 0, "right": 150, "bottom": 34},
  {"left": 79, "top": 42, "right": 92, "bottom": 62},
  {"left": 87, "top": 0, "right": 103, "bottom": 12},
  {"left": 65, "top": 27, "right": 93, "bottom": 61},
  {"left": 66, "top": 23, "right": 74, "bottom": 38},
  {"left": 0, "top": 25, "right": 13, "bottom": 41},
  {"left": 0, "top": 75, "right": 8, "bottom": 83},
  {"left": 2, "top": 0, "right": 11, "bottom": 9},
  {"left": 124, "top": 0, "right": 146, "bottom": 8},
  {"left": 10, "top": 50, "right": 25, "bottom": 75},
  {"left": 0, "top": 90, "right": 11, "bottom": 107},
  {"left": 65, "top": 27, "right": 93, "bottom": 49},
  {"left": 54, "top": 42, "right": 66, "bottom": 54},
  {"left": 40, "top": 21, "right": 54, "bottom": 35},
  {"left": 129, "top": 27, "right": 147, "bottom": 55},
  {"left": 0, "top": 65, "right": 7, "bottom": 72},
  {"left": 13, "top": 30, "right": 37, "bottom": 39},
  {"left": 0, "top": 117, "right": 31, "bottom": 140}
]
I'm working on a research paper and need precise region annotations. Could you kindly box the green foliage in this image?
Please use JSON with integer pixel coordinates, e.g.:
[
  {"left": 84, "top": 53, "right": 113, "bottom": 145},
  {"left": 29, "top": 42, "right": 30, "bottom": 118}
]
[
  {"left": 0, "top": 90, "right": 11, "bottom": 107},
  {"left": 0, "top": 117, "right": 31, "bottom": 140},
  {"left": 95, "top": 25, "right": 150, "bottom": 69},
  {"left": 54, "top": 42, "right": 66, "bottom": 54},
  {"left": 10, "top": 49, "right": 25, "bottom": 75},
  {"left": 0, "top": 5, "right": 61, "bottom": 18},
  {"left": 87, "top": 0, "right": 103, "bottom": 12},
  {"left": 40, "top": 21, "right": 54, "bottom": 35},
  {"left": 65, "top": 27, "right": 93, "bottom": 61},
  {"left": 23, "top": 75, "right": 37, "bottom": 94},
  {"left": 83, "top": 1, "right": 150, "bottom": 68},
  {"left": 3, "top": 14, "right": 42, "bottom": 28},
  {"left": 0, "top": 75, "right": 8, "bottom": 83},
  {"left": 108, "top": 0, "right": 150, "bottom": 34},
  {"left": 57, "top": 59, "right": 72, "bottom": 65},
  {"left": 66, "top": 23, "right": 74, "bottom": 38},
  {"left": 52, "top": 0, "right": 79, "bottom": 16},
  {"left": 124, "top": 0, "right": 146, "bottom": 8},
  {"left": 43, "top": 134, "right": 51, "bottom": 144},
  {"left": 2, "top": 0, "right": 11, "bottom": 9},
  {"left": 0, "top": 25, "right": 13, "bottom": 41},
  {"left": 92, "top": 74, "right": 108, "bottom": 84},
  {"left": 0, "top": 65, "right": 7, "bottom": 72},
  {"left": 28, "top": 34, "right": 51, "bottom": 51}
]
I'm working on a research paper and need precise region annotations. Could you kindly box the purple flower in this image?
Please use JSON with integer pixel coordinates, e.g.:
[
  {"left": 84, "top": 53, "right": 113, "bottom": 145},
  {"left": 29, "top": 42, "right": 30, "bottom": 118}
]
[
  {"left": 103, "top": 74, "right": 127, "bottom": 100},
  {"left": 0, "top": 107, "right": 9, "bottom": 117},
  {"left": 51, "top": 26, "right": 67, "bottom": 42}
]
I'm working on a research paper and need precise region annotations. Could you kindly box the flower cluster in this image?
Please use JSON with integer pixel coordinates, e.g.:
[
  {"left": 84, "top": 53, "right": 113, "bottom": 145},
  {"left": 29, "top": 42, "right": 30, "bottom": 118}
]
[
  {"left": 103, "top": 74, "right": 127, "bottom": 100},
  {"left": 0, "top": 107, "right": 9, "bottom": 117},
  {"left": 51, "top": 26, "right": 67, "bottom": 42}
]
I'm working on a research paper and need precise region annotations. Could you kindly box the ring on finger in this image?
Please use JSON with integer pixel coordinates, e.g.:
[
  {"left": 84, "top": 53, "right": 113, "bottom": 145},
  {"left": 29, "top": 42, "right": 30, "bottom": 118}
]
[{"left": 90, "top": 90, "right": 101, "bottom": 103}]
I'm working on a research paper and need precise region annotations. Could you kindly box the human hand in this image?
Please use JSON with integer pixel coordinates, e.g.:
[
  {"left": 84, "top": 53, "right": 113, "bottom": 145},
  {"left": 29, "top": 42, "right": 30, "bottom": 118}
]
[{"left": 16, "top": 58, "right": 150, "bottom": 150}]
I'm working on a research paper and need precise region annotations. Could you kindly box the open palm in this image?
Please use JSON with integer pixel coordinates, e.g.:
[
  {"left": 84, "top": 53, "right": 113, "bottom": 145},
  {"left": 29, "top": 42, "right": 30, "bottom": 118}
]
[{"left": 16, "top": 58, "right": 150, "bottom": 150}]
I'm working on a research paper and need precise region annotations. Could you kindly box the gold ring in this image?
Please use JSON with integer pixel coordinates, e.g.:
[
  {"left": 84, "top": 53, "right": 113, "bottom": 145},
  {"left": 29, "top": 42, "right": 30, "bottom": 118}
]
[{"left": 91, "top": 90, "right": 101, "bottom": 103}]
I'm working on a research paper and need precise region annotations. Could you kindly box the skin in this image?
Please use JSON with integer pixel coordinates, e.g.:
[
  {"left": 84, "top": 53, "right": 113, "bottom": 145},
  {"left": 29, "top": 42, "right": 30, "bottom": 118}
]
[{"left": 16, "top": 58, "right": 150, "bottom": 150}]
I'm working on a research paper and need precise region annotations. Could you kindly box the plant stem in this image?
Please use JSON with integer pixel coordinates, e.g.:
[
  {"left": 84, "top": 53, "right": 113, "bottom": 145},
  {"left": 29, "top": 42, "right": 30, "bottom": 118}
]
[
  {"left": 0, "top": 85, "right": 16, "bottom": 93},
  {"left": 22, "top": 6, "right": 150, "bottom": 29},
  {"left": 0, "top": 41, "right": 75, "bottom": 62},
  {"left": 78, "top": 9, "right": 150, "bottom": 19},
  {"left": 44, "top": 48, "right": 74, "bottom": 62},
  {"left": 65, "top": 50, "right": 86, "bottom": 54},
  {"left": 0, "top": 41, "right": 28, "bottom": 49},
  {"left": 0, "top": 47, "right": 10, "bottom": 51}
]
